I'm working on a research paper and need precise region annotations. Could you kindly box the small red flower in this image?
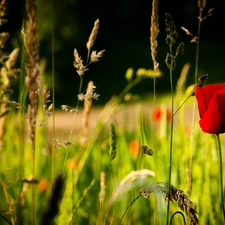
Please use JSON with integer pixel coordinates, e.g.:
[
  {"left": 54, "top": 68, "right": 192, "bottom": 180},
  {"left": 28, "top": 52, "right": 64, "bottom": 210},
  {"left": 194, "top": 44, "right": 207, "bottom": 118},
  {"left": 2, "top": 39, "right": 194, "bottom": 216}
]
[
  {"left": 38, "top": 179, "right": 48, "bottom": 192},
  {"left": 152, "top": 107, "right": 172, "bottom": 122},
  {"left": 195, "top": 84, "right": 225, "bottom": 134},
  {"left": 129, "top": 140, "right": 139, "bottom": 158}
]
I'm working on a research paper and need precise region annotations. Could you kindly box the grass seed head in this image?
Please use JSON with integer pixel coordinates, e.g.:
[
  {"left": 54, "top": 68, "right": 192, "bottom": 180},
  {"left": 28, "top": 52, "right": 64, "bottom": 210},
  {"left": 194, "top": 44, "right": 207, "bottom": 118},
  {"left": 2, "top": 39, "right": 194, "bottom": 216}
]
[
  {"left": 86, "top": 19, "right": 100, "bottom": 51},
  {"left": 165, "top": 13, "right": 177, "bottom": 47},
  {"left": 143, "top": 182, "right": 199, "bottom": 225},
  {"left": 109, "top": 123, "right": 117, "bottom": 160},
  {"left": 90, "top": 49, "right": 105, "bottom": 63},
  {"left": 176, "top": 42, "right": 184, "bottom": 56},
  {"left": 165, "top": 53, "right": 176, "bottom": 70},
  {"left": 150, "top": 0, "right": 160, "bottom": 72}
]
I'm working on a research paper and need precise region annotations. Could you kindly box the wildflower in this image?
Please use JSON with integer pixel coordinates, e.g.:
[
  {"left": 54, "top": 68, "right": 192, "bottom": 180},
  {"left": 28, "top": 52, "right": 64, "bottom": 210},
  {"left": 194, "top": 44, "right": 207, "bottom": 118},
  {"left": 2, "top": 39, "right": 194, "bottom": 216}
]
[
  {"left": 129, "top": 140, "right": 139, "bottom": 158},
  {"left": 152, "top": 108, "right": 162, "bottom": 122},
  {"left": 152, "top": 107, "right": 172, "bottom": 122},
  {"left": 195, "top": 84, "right": 225, "bottom": 134},
  {"left": 38, "top": 179, "right": 48, "bottom": 192}
]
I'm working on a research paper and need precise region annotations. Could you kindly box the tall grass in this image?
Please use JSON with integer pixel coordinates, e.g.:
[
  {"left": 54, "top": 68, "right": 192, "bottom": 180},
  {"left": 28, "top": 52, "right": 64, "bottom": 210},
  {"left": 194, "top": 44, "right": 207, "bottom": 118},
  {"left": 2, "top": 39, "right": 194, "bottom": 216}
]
[{"left": 0, "top": 0, "right": 224, "bottom": 225}]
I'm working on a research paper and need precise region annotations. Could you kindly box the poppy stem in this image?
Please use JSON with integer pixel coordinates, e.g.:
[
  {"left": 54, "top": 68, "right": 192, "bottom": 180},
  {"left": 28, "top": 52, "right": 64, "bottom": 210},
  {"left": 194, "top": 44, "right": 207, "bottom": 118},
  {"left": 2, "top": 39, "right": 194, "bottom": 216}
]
[
  {"left": 173, "top": 88, "right": 194, "bottom": 117},
  {"left": 216, "top": 134, "right": 225, "bottom": 221}
]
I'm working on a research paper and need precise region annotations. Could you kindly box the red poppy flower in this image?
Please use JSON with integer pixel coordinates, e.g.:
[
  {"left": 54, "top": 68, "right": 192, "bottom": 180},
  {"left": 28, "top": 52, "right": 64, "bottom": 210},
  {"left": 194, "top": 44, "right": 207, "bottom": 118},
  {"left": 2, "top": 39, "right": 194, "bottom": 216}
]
[
  {"left": 152, "top": 108, "right": 162, "bottom": 121},
  {"left": 195, "top": 84, "right": 225, "bottom": 134},
  {"left": 152, "top": 107, "right": 172, "bottom": 122},
  {"left": 38, "top": 179, "right": 48, "bottom": 192},
  {"left": 129, "top": 140, "right": 139, "bottom": 158}
]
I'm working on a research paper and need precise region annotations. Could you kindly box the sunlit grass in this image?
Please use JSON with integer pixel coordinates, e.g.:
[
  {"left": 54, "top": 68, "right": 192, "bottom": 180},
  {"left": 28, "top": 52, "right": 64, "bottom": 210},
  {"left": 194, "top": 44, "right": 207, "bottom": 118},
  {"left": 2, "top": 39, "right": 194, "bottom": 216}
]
[{"left": 0, "top": 0, "right": 224, "bottom": 225}]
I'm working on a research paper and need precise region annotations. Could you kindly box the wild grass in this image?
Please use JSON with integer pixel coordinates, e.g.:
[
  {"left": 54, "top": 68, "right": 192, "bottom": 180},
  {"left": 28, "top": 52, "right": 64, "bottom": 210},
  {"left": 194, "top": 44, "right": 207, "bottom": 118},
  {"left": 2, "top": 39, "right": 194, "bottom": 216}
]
[{"left": 0, "top": 0, "right": 224, "bottom": 225}]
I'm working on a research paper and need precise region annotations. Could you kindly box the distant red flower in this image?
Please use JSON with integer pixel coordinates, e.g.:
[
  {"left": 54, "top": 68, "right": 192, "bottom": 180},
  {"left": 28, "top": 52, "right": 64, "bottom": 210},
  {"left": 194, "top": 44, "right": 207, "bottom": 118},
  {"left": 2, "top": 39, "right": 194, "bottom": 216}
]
[
  {"left": 152, "top": 107, "right": 172, "bottom": 122},
  {"left": 152, "top": 108, "right": 162, "bottom": 121},
  {"left": 129, "top": 140, "right": 139, "bottom": 158},
  {"left": 195, "top": 84, "right": 225, "bottom": 134},
  {"left": 38, "top": 179, "right": 48, "bottom": 192}
]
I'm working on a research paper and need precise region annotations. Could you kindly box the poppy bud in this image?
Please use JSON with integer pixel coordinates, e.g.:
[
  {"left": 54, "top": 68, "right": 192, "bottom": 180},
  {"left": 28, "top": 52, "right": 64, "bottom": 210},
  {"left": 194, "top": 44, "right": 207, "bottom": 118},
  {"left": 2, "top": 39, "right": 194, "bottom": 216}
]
[{"left": 196, "top": 74, "right": 208, "bottom": 87}]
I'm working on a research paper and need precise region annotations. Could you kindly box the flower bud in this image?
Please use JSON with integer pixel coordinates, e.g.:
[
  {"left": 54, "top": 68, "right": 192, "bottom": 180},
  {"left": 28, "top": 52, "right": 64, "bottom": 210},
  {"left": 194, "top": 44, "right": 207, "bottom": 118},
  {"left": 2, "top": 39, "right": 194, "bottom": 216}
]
[{"left": 196, "top": 74, "right": 208, "bottom": 87}]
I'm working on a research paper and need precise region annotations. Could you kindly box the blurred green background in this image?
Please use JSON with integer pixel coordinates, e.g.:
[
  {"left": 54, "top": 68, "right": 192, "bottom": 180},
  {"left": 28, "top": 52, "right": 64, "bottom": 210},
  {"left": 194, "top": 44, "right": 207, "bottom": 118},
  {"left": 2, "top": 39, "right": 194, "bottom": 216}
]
[{"left": 4, "top": 0, "right": 225, "bottom": 106}]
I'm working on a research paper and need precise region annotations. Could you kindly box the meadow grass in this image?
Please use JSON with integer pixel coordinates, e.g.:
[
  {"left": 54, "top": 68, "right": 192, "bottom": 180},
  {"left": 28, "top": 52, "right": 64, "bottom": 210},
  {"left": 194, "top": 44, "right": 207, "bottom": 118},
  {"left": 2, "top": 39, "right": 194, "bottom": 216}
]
[{"left": 0, "top": 0, "right": 224, "bottom": 225}]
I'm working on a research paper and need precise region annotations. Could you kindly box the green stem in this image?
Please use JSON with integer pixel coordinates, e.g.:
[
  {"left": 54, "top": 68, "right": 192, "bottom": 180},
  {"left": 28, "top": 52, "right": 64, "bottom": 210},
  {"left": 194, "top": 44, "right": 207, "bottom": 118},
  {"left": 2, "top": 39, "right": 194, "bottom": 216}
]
[
  {"left": 188, "top": 5, "right": 202, "bottom": 198},
  {"left": 118, "top": 195, "right": 141, "bottom": 225},
  {"left": 173, "top": 89, "right": 194, "bottom": 117},
  {"left": 216, "top": 134, "right": 225, "bottom": 220},
  {"left": 51, "top": 0, "right": 55, "bottom": 182},
  {"left": 167, "top": 66, "right": 174, "bottom": 225},
  {"left": 170, "top": 211, "right": 186, "bottom": 225},
  {"left": 194, "top": 9, "right": 202, "bottom": 83},
  {"left": 75, "top": 75, "right": 84, "bottom": 110}
]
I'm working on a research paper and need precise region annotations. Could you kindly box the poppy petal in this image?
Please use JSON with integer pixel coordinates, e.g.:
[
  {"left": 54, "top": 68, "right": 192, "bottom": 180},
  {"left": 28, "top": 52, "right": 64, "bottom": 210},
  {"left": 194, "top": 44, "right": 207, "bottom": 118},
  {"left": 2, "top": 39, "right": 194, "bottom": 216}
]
[
  {"left": 199, "top": 87, "right": 225, "bottom": 134},
  {"left": 196, "top": 84, "right": 225, "bottom": 118}
]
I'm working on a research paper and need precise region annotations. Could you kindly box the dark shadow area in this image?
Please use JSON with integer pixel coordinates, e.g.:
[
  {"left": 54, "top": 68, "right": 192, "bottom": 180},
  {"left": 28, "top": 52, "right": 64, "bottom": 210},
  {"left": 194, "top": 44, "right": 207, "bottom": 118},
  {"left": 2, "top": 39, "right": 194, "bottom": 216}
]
[{"left": 5, "top": 0, "right": 225, "bottom": 107}]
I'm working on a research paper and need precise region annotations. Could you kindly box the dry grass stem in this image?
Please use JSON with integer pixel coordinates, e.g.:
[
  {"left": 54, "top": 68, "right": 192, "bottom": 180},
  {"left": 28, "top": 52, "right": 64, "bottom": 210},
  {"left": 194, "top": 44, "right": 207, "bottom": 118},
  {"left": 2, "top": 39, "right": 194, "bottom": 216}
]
[
  {"left": 5, "top": 48, "right": 20, "bottom": 69},
  {"left": 0, "top": 32, "right": 9, "bottom": 50},
  {"left": 0, "top": 14, "right": 20, "bottom": 148},
  {"left": 198, "top": 0, "right": 207, "bottom": 10},
  {"left": 109, "top": 169, "right": 155, "bottom": 205},
  {"left": 175, "top": 63, "right": 191, "bottom": 101},
  {"left": 0, "top": 0, "right": 8, "bottom": 26},
  {"left": 150, "top": 0, "right": 160, "bottom": 72},
  {"left": 181, "top": 27, "right": 199, "bottom": 43},
  {"left": 81, "top": 81, "right": 96, "bottom": 144},
  {"left": 99, "top": 171, "right": 107, "bottom": 204},
  {"left": 24, "top": 0, "right": 40, "bottom": 147}
]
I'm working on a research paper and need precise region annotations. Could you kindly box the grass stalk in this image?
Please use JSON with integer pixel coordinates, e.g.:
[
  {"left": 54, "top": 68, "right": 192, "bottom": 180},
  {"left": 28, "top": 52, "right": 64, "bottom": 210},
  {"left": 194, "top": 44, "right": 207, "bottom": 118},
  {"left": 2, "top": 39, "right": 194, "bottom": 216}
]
[
  {"left": 51, "top": 0, "right": 56, "bottom": 182},
  {"left": 164, "top": 12, "right": 180, "bottom": 223},
  {"left": 188, "top": 1, "right": 203, "bottom": 197},
  {"left": 167, "top": 65, "right": 174, "bottom": 225},
  {"left": 118, "top": 195, "right": 141, "bottom": 225},
  {"left": 170, "top": 211, "right": 186, "bottom": 225}
]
